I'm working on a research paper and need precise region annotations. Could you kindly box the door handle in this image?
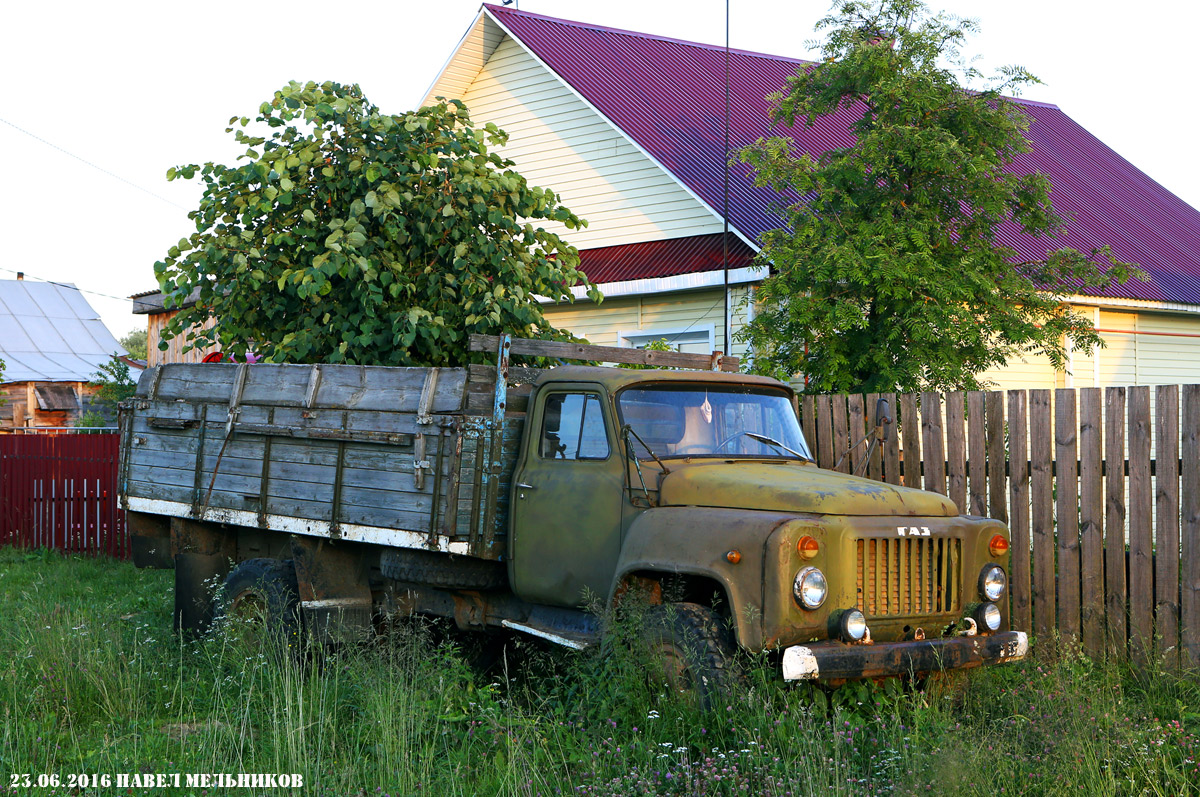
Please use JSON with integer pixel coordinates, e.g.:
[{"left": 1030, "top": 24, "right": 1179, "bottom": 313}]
[{"left": 516, "top": 483, "right": 536, "bottom": 490}]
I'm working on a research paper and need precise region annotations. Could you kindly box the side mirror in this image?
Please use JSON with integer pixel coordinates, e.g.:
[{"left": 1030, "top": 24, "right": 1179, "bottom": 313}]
[{"left": 875, "top": 398, "right": 893, "bottom": 443}]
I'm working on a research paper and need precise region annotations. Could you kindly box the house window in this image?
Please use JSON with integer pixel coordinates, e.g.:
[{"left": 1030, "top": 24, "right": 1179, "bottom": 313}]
[{"left": 619, "top": 325, "right": 715, "bottom": 356}]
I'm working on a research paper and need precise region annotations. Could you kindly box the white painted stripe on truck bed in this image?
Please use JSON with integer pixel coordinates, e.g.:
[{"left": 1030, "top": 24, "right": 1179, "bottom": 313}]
[{"left": 124, "top": 497, "right": 472, "bottom": 555}]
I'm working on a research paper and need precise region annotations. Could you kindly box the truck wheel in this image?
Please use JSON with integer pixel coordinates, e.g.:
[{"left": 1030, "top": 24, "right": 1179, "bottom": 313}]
[
  {"left": 214, "top": 558, "right": 302, "bottom": 650},
  {"left": 380, "top": 548, "right": 507, "bottom": 590},
  {"left": 641, "top": 602, "right": 740, "bottom": 711}
]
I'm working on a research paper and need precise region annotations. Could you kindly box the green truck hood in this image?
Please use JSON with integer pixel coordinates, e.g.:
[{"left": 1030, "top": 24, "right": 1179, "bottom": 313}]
[{"left": 657, "top": 461, "right": 958, "bottom": 517}]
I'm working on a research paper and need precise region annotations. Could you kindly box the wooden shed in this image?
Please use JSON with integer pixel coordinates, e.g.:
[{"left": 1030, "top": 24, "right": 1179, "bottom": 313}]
[
  {"left": 131, "top": 288, "right": 218, "bottom": 367},
  {"left": 0, "top": 277, "right": 135, "bottom": 431}
]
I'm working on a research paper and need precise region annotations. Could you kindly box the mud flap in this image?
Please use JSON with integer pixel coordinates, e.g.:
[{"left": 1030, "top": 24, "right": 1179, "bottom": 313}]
[
  {"left": 174, "top": 552, "right": 231, "bottom": 634},
  {"left": 128, "top": 512, "right": 173, "bottom": 569},
  {"left": 290, "top": 536, "right": 374, "bottom": 645},
  {"left": 171, "top": 518, "right": 235, "bottom": 634}
]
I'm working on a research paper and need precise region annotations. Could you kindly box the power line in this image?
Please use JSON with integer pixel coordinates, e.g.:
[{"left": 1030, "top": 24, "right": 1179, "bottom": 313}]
[
  {"left": 0, "top": 116, "right": 191, "bottom": 211},
  {"left": 0, "top": 267, "right": 151, "bottom": 307}
]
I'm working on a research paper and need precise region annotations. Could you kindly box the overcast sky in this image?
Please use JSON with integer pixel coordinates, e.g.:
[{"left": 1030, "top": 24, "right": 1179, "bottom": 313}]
[{"left": 3, "top": 0, "right": 1195, "bottom": 338}]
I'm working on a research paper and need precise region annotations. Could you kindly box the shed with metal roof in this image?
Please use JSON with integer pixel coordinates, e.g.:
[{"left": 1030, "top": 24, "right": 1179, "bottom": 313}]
[{"left": 0, "top": 278, "right": 132, "bottom": 430}]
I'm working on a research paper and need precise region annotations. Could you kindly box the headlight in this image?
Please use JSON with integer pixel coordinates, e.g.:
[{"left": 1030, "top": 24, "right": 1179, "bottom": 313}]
[
  {"left": 975, "top": 602, "right": 1002, "bottom": 631},
  {"left": 793, "top": 566, "right": 827, "bottom": 610},
  {"left": 979, "top": 564, "right": 1006, "bottom": 601},
  {"left": 839, "top": 608, "right": 868, "bottom": 641}
]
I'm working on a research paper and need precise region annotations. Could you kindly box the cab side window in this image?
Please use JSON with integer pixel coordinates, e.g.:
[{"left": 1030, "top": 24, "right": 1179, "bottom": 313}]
[{"left": 541, "top": 393, "right": 609, "bottom": 460}]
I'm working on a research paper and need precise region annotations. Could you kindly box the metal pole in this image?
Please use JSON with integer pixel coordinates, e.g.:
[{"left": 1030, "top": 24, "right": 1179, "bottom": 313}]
[{"left": 722, "top": 0, "right": 731, "bottom": 357}]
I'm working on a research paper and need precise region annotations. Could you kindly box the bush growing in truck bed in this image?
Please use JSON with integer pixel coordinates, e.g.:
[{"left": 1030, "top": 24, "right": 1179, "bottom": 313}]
[{"left": 0, "top": 548, "right": 1197, "bottom": 796}]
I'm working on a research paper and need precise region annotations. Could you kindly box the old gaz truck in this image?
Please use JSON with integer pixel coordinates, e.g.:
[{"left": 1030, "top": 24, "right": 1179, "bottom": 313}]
[{"left": 120, "top": 334, "right": 1025, "bottom": 704}]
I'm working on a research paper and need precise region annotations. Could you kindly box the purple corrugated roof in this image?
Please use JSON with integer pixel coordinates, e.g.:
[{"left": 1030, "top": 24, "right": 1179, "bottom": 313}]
[{"left": 487, "top": 5, "right": 1200, "bottom": 305}]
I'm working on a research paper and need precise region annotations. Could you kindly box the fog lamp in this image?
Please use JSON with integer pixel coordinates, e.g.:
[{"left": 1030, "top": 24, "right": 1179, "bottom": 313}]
[
  {"left": 840, "top": 609, "right": 868, "bottom": 642},
  {"left": 979, "top": 564, "right": 1007, "bottom": 601},
  {"left": 793, "top": 567, "right": 827, "bottom": 610},
  {"left": 975, "top": 602, "right": 1002, "bottom": 632}
]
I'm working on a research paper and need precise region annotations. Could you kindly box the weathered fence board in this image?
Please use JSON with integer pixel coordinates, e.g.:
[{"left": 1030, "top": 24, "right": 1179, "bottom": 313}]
[
  {"left": 831, "top": 395, "right": 850, "bottom": 474},
  {"left": 1008, "top": 390, "right": 1032, "bottom": 635},
  {"left": 945, "top": 392, "right": 966, "bottom": 513},
  {"left": 1030, "top": 390, "right": 1055, "bottom": 642},
  {"left": 1127, "top": 386, "right": 1153, "bottom": 661},
  {"left": 1105, "top": 387, "right": 1127, "bottom": 652},
  {"left": 882, "top": 392, "right": 900, "bottom": 485},
  {"left": 815, "top": 395, "right": 835, "bottom": 471},
  {"left": 848, "top": 394, "right": 867, "bottom": 475},
  {"left": 1155, "top": 386, "right": 1180, "bottom": 667},
  {"left": 865, "top": 393, "right": 883, "bottom": 481},
  {"left": 986, "top": 391, "right": 1007, "bottom": 523},
  {"left": 1079, "top": 388, "right": 1105, "bottom": 657},
  {"left": 921, "top": 392, "right": 946, "bottom": 495},
  {"left": 1183, "top": 385, "right": 1200, "bottom": 669},
  {"left": 901, "top": 393, "right": 922, "bottom": 490},
  {"left": 801, "top": 395, "right": 816, "bottom": 464},
  {"left": 967, "top": 391, "right": 986, "bottom": 516},
  {"left": 1055, "top": 389, "right": 1081, "bottom": 639}
]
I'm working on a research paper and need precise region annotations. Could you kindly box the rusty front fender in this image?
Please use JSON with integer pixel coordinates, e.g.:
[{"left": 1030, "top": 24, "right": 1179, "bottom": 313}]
[{"left": 610, "top": 506, "right": 803, "bottom": 651}]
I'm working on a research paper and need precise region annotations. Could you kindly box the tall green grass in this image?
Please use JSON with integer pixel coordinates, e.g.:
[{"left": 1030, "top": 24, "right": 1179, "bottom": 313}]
[{"left": 0, "top": 546, "right": 1197, "bottom": 796}]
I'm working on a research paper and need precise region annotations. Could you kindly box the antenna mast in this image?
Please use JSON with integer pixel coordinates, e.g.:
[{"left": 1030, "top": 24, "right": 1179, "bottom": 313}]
[{"left": 722, "top": 0, "right": 731, "bottom": 358}]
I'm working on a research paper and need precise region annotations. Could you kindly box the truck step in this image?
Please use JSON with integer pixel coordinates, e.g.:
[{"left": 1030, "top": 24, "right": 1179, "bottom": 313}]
[{"left": 501, "top": 607, "right": 599, "bottom": 650}]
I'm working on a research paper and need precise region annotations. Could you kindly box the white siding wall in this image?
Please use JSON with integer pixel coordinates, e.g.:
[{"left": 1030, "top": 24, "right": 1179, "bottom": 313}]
[
  {"left": 460, "top": 36, "right": 723, "bottom": 250},
  {"left": 547, "top": 292, "right": 1200, "bottom": 393},
  {"left": 974, "top": 305, "right": 1200, "bottom": 392},
  {"left": 542, "top": 287, "right": 753, "bottom": 362}
]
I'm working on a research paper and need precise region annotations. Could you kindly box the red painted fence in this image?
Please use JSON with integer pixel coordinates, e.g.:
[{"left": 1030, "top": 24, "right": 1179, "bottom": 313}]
[{"left": 0, "top": 433, "right": 128, "bottom": 558}]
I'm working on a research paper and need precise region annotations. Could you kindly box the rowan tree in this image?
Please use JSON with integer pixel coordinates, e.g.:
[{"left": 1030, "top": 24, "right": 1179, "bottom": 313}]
[
  {"left": 739, "top": 0, "right": 1138, "bottom": 393},
  {"left": 155, "top": 81, "right": 598, "bottom": 365}
]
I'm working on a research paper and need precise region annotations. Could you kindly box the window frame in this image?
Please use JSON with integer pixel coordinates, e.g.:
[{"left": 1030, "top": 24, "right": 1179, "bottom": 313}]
[{"left": 536, "top": 389, "right": 614, "bottom": 462}]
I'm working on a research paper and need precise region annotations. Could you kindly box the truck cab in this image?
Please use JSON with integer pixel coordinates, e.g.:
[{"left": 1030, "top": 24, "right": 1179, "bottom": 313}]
[{"left": 508, "top": 366, "right": 1026, "bottom": 684}]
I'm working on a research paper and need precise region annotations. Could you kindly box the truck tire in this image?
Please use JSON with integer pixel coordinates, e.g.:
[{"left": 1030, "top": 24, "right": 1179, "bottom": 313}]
[
  {"left": 641, "top": 602, "right": 740, "bottom": 711},
  {"left": 214, "top": 558, "right": 302, "bottom": 649},
  {"left": 380, "top": 548, "right": 507, "bottom": 590}
]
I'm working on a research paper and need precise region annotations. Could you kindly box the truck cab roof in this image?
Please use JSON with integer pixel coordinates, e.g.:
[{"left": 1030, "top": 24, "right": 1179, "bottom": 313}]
[{"left": 534, "top": 365, "right": 793, "bottom": 395}]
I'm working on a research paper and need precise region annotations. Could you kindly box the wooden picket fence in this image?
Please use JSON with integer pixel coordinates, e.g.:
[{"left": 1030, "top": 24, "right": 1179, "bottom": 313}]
[{"left": 802, "top": 386, "right": 1200, "bottom": 669}]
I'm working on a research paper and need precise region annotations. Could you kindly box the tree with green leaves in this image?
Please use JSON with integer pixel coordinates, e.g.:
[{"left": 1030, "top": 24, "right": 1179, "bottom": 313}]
[
  {"left": 75, "top": 355, "right": 137, "bottom": 428},
  {"left": 738, "top": 0, "right": 1138, "bottom": 393},
  {"left": 155, "top": 81, "right": 599, "bottom": 366},
  {"left": 119, "top": 328, "right": 148, "bottom": 361}
]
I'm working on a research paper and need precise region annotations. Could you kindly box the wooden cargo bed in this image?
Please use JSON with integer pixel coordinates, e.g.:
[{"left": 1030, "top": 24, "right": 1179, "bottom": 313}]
[{"left": 120, "top": 361, "right": 532, "bottom": 560}]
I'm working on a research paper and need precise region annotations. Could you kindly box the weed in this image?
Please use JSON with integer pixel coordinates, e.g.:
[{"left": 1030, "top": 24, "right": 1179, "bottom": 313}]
[{"left": 0, "top": 548, "right": 1196, "bottom": 796}]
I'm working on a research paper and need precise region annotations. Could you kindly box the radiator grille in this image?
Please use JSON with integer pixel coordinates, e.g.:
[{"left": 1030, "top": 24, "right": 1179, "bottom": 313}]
[{"left": 856, "top": 537, "right": 962, "bottom": 617}]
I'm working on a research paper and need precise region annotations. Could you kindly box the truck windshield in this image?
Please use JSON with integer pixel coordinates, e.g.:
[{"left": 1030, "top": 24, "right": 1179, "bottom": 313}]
[{"left": 617, "top": 385, "right": 813, "bottom": 461}]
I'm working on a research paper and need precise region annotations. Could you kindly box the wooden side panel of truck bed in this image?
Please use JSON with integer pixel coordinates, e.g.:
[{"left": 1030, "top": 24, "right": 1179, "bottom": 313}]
[{"left": 120, "top": 362, "right": 529, "bottom": 560}]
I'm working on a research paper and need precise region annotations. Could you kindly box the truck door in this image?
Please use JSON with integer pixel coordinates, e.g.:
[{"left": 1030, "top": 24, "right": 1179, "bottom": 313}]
[{"left": 509, "top": 385, "right": 625, "bottom": 607}]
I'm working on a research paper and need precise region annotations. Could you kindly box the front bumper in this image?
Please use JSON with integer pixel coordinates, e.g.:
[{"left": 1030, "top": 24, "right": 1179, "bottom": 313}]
[{"left": 782, "top": 631, "right": 1028, "bottom": 682}]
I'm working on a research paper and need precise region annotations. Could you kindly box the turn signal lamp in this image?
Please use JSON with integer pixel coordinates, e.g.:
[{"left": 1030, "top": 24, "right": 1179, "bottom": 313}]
[
  {"left": 797, "top": 536, "right": 820, "bottom": 560},
  {"left": 726, "top": 550, "right": 742, "bottom": 564},
  {"left": 989, "top": 534, "right": 1009, "bottom": 558}
]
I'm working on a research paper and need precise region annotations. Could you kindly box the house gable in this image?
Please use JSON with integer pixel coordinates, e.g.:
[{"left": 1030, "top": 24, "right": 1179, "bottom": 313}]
[{"left": 425, "top": 17, "right": 727, "bottom": 251}]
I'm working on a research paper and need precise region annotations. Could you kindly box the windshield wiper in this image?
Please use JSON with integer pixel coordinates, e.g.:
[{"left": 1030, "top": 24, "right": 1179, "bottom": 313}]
[{"left": 744, "top": 432, "right": 813, "bottom": 462}]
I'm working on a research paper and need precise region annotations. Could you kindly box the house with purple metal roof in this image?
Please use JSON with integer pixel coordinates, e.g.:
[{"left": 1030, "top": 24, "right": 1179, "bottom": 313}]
[{"left": 425, "top": 4, "right": 1200, "bottom": 390}]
